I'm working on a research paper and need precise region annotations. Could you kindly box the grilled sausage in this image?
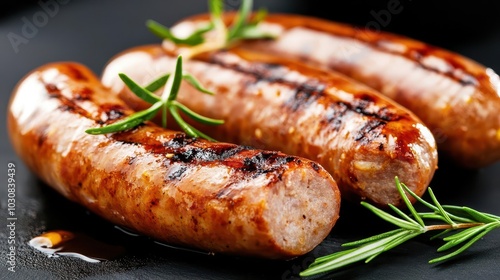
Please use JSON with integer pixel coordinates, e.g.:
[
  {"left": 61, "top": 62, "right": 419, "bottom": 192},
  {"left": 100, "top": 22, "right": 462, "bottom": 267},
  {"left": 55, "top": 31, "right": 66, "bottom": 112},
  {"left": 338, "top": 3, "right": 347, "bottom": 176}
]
[
  {"left": 7, "top": 62, "right": 341, "bottom": 259},
  {"left": 102, "top": 45, "right": 438, "bottom": 207},
  {"left": 172, "top": 13, "right": 500, "bottom": 168}
]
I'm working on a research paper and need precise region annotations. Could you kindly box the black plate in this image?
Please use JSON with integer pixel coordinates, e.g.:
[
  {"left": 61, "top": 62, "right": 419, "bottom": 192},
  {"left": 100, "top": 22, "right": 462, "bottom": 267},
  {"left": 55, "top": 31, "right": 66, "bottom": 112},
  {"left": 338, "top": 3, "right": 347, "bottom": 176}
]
[{"left": 1, "top": 1, "right": 500, "bottom": 279}]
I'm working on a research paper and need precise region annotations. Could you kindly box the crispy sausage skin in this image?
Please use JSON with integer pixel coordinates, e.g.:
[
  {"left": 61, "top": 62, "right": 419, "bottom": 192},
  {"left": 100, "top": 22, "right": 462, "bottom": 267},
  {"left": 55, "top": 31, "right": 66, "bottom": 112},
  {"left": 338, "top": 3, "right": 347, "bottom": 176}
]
[
  {"left": 102, "top": 45, "right": 438, "bottom": 207},
  {"left": 173, "top": 13, "right": 500, "bottom": 168},
  {"left": 7, "top": 62, "right": 341, "bottom": 259}
]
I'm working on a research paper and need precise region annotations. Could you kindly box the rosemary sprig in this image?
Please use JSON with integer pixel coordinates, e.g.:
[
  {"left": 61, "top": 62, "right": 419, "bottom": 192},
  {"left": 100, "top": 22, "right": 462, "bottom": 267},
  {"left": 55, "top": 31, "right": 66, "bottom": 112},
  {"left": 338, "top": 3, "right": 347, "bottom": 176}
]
[
  {"left": 300, "top": 177, "right": 500, "bottom": 277},
  {"left": 85, "top": 55, "right": 223, "bottom": 140},
  {"left": 147, "top": 0, "right": 276, "bottom": 58}
]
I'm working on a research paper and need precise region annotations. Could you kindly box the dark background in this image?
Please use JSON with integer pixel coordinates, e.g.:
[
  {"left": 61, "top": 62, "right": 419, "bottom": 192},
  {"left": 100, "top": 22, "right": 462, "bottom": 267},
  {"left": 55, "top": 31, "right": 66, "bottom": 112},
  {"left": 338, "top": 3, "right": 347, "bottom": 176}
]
[{"left": 1, "top": 1, "right": 500, "bottom": 279}]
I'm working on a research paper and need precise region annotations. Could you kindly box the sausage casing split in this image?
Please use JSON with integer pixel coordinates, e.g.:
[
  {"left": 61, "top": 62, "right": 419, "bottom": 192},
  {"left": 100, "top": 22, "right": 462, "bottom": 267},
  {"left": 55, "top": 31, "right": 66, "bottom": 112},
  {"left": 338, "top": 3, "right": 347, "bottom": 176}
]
[
  {"left": 102, "top": 45, "right": 438, "bottom": 207},
  {"left": 7, "top": 62, "right": 341, "bottom": 259},
  {"left": 174, "top": 13, "right": 500, "bottom": 168}
]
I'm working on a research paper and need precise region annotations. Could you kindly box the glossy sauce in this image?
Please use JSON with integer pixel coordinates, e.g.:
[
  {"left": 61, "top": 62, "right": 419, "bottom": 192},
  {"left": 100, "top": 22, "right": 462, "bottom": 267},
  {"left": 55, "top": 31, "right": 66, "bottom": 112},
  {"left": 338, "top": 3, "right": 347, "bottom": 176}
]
[{"left": 29, "top": 230, "right": 125, "bottom": 263}]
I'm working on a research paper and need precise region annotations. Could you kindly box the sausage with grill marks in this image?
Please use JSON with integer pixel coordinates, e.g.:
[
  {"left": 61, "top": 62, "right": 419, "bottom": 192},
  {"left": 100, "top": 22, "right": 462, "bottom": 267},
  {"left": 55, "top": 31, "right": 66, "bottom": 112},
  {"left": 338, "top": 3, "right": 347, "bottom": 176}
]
[
  {"left": 102, "top": 45, "right": 438, "bottom": 207},
  {"left": 7, "top": 62, "right": 341, "bottom": 259},
  {"left": 173, "top": 13, "right": 500, "bottom": 167}
]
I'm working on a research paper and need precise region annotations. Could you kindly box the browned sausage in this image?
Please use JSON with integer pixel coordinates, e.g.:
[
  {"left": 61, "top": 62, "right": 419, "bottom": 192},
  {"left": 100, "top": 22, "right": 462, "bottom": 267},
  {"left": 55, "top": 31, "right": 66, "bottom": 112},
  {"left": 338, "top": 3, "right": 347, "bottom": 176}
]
[
  {"left": 172, "top": 13, "right": 500, "bottom": 168},
  {"left": 7, "top": 62, "right": 340, "bottom": 259},
  {"left": 101, "top": 45, "right": 438, "bottom": 207}
]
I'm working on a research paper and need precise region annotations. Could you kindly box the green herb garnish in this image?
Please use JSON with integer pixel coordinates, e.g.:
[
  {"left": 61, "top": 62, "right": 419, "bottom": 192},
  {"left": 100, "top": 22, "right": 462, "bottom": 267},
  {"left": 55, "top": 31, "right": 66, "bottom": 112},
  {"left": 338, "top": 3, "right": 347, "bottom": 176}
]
[
  {"left": 85, "top": 55, "right": 223, "bottom": 140},
  {"left": 146, "top": 0, "right": 276, "bottom": 58},
  {"left": 301, "top": 177, "right": 500, "bottom": 277}
]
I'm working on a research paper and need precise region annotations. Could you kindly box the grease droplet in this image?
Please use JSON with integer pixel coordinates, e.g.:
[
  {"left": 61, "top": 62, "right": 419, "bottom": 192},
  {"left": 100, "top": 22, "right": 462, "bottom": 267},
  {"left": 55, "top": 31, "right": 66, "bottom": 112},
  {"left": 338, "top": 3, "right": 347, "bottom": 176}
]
[{"left": 29, "top": 230, "right": 125, "bottom": 263}]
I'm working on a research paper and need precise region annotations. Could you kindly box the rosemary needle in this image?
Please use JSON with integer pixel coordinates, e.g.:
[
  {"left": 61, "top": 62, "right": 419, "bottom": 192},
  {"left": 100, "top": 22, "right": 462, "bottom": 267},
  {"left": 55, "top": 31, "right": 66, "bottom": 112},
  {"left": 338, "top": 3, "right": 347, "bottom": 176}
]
[
  {"left": 300, "top": 177, "right": 500, "bottom": 277},
  {"left": 147, "top": 0, "right": 277, "bottom": 58},
  {"left": 85, "top": 55, "right": 224, "bottom": 140}
]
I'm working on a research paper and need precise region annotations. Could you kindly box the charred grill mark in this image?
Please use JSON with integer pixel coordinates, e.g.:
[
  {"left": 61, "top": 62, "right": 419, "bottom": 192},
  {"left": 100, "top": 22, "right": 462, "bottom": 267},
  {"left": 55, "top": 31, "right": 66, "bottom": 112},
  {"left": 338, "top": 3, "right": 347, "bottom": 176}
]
[
  {"left": 242, "top": 152, "right": 275, "bottom": 172},
  {"left": 167, "top": 164, "right": 188, "bottom": 180},
  {"left": 113, "top": 138, "right": 141, "bottom": 147},
  {"left": 210, "top": 53, "right": 326, "bottom": 93},
  {"left": 310, "top": 162, "right": 320, "bottom": 172},
  {"left": 114, "top": 132, "right": 294, "bottom": 177},
  {"left": 286, "top": 83, "right": 324, "bottom": 111},
  {"left": 215, "top": 153, "right": 296, "bottom": 199},
  {"left": 414, "top": 60, "right": 478, "bottom": 87},
  {"left": 350, "top": 94, "right": 388, "bottom": 119},
  {"left": 323, "top": 99, "right": 399, "bottom": 134},
  {"left": 172, "top": 147, "right": 203, "bottom": 162},
  {"left": 44, "top": 82, "right": 125, "bottom": 125},
  {"left": 376, "top": 107, "right": 399, "bottom": 122},
  {"left": 171, "top": 145, "right": 248, "bottom": 164},
  {"left": 457, "top": 75, "right": 478, "bottom": 87},
  {"left": 56, "top": 99, "right": 94, "bottom": 120},
  {"left": 242, "top": 152, "right": 296, "bottom": 176},
  {"left": 165, "top": 133, "right": 198, "bottom": 149},
  {"left": 92, "top": 104, "right": 128, "bottom": 125},
  {"left": 121, "top": 136, "right": 300, "bottom": 182},
  {"left": 350, "top": 103, "right": 399, "bottom": 122},
  {"left": 354, "top": 119, "right": 386, "bottom": 143},
  {"left": 44, "top": 63, "right": 307, "bottom": 183},
  {"left": 333, "top": 97, "right": 400, "bottom": 123},
  {"left": 300, "top": 81, "right": 326, "bottom": 93},
  {"left": 365, "top": 38, "right": 480, "bottom": 86},
  {"left": 354, "top": 94, "right": 374, "bottom": 112},
  {"left": 245, "top": 62, "right": 287, "bottom": 82},
  {"left": 173, "top": 146, "right": 222, "bottom": 162},
  {"left": 211, "top": 52, "right": 288, "bottom": 83},
  {"left": 209, "top": 52, "right": 402, "bottom": 126},
  {"left": 288, "top": 89, "right": 314, "bottom": 112},
  {"left": 107, "top": 109, "right": 124, "bottom": 121},
  {"left": 99, "top": 104, "right": 127, "bottom": 123},
  {"left": 324, "top": 102, "right": 348, "bottom": 130},
  {"left": 409, "top": 48, "right": 478, "bottom": 87},
  {"left": 214, "top": 53, "right": 328, "bottom": 113}
]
